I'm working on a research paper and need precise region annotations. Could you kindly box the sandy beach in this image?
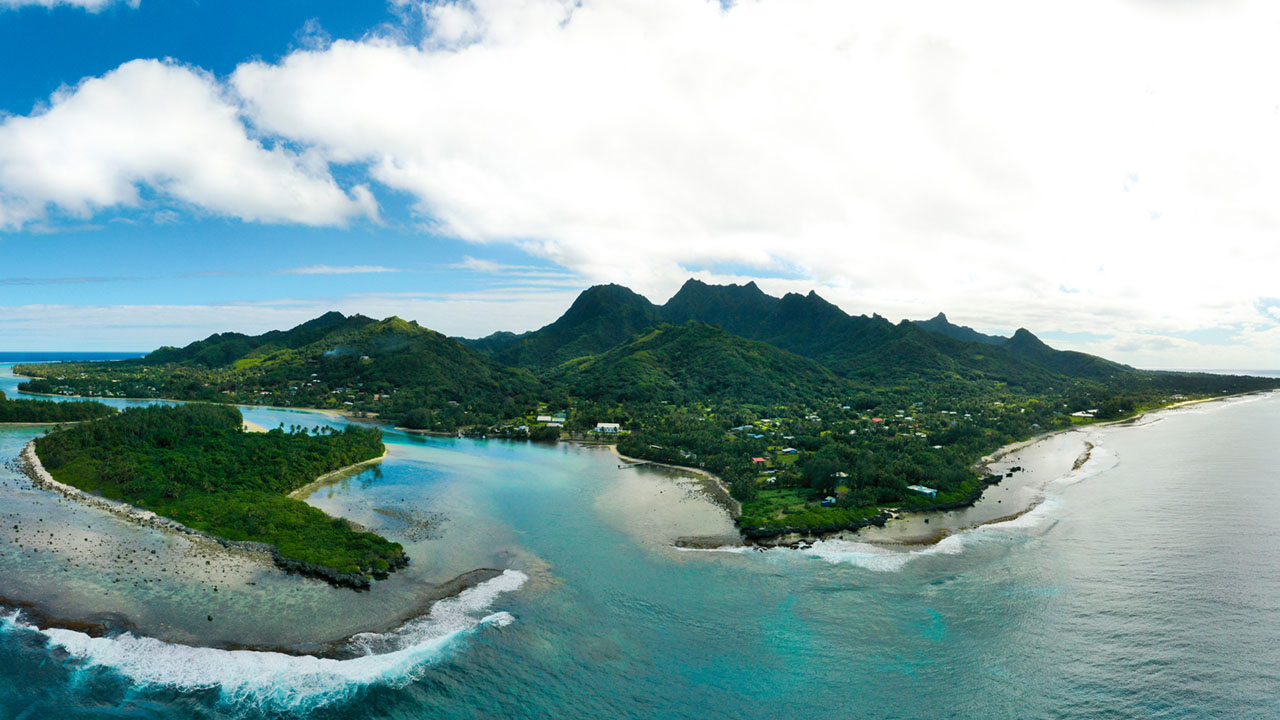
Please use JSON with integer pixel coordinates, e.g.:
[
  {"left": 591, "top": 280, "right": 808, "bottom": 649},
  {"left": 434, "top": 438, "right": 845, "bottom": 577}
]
[
  {"left": 0, "top": 434, "right": 510, "bottom": 655},
  {"left": 609, "top": 445, "right": 742, "bottom": 518},
  {"left": 580, "top": 394, "right": 1265, "bottom": 550},
  {"left": 287, "top": 447, "right": 390, "bottom": 499},
  {"left": 850, "top": 390, "right": 1276, "bottom": 546},
  {"left": 21, "top": 439, "right": 391, "bottom": 551},
  {"left": 594, "top": 446, "right": 742, "bottom": 551}
]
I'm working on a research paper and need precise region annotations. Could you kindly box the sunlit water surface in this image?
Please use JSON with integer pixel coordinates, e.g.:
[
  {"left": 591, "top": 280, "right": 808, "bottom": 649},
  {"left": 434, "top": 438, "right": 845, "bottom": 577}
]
[{"left": 1, "top": 361, "right": 1278, "bottom": 718}]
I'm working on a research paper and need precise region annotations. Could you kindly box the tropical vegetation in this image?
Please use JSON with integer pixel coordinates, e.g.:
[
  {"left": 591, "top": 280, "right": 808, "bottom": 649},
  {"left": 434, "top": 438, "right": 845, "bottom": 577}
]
[
  {"left": 17, "top": 279, "right": 1280, "bottom": 539},
  {"left": 33, "top": 403, "right": 404, "bottom": 583},
  {"left": 0, "top": 390, "right": 114, "bottom": 423}
]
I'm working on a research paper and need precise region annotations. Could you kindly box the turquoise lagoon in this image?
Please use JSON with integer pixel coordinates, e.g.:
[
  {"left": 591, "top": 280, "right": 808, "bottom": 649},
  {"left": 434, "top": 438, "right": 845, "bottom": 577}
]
[{"left": 0, "top": 362, "right": 1278, "bottom": 718}]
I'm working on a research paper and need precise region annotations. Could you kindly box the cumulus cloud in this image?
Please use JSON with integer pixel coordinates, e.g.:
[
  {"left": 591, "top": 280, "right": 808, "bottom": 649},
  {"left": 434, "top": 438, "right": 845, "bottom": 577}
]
[
  {"left": 222, "top": 0, "right": 1280, "bottom": 345},
  {"left": 0, "top": 59, "right": 375, "bottom": 229},
  {"left": 5, "top": 0, "right": 1280, "bottom": 366}
]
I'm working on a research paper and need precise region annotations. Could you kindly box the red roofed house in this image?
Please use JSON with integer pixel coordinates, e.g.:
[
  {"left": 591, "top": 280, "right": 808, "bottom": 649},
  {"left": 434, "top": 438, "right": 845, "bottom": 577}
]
[{"left": 751, "top": 457, "right": 767, "bottom": 464}]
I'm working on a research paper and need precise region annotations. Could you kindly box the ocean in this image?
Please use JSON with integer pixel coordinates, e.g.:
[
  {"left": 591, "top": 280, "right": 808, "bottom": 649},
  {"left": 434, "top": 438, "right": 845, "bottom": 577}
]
[
  {"left": 0, "top": 353, "right": 144, "bottom": 363},
  {"left": 0, "top": 361, "right": 1277, "bottom": 719}
]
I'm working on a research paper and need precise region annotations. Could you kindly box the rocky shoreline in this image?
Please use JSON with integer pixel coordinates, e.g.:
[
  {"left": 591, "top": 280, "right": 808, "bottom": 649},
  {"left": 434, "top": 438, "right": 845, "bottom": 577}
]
[
  {"left": 719, "top": 397, "right": 1227, "bottom": 550},
  {"left": 18, "top": 440, "right": 404, "bottom": 590},
  {"left": 736, "top": 510, "right": 895, "bottom": 546},
  {"left": 0, "top": 567, "right": 506, "bottom": 657}
]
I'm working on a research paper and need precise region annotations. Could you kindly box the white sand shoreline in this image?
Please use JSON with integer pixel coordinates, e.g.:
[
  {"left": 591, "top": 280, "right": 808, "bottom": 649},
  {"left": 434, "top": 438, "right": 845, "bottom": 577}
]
[
  {"left": 288, "top": 448, "right": 389, "bottom": 500},
  {"left": 861, "top": 389, "right": 1277, "bottom": 546},
  {"left": 608, "top": 445, "right": 742, "bottom": 517},
  {"left": 18, "top": 440, "right": 392, "bottom": 560},
  {"left": 18, "top": 440, "right": 276, "bottom": 563}
]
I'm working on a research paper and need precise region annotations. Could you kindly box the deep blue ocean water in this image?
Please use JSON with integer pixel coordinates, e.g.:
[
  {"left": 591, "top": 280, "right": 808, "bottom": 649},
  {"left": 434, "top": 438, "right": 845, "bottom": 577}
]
[
  {"left": 0, "top": 359, "right": 1277, "bottom": 719},
  {"left": 0, "top": 353, "right": 144, "bottom": 363}
]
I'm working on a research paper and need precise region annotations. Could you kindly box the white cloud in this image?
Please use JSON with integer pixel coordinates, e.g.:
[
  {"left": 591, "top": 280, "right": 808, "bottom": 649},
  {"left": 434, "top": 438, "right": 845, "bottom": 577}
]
[
  {"left": 10, "top": 290, "right": 1280, "bottom": 370},
  {"left": 1059, "top": 327, "right": 1280, "bottom": 373},
  {"left": 449, "top": 255, "right": 579, "bottom": 283},
  {"left": 5, "top": 0, "right": 1280, "bottom": 367},
  {"left": 0, "top": 289, "right": 578, "bottom": 350},
  {"left": 224, "top": 0, "right": 1280, "bottom": 354},
  {"left": 0, "top": 0, "right": 138, "bottom": 10},
  {"left": 0, "top": 59, "right": 375, "bottom": 229},
  {"left": 452, "top": 256, "right": 524, "bottom": 273},
  {"left": 280, "top": 264, "right": 401, "bottom": 275}
]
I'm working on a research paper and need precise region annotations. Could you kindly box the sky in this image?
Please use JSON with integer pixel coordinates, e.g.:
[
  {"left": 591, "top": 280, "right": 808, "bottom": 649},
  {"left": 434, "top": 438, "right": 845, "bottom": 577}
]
[{"left": 1, "top": 0, "right": 1278, "bottom": 369}]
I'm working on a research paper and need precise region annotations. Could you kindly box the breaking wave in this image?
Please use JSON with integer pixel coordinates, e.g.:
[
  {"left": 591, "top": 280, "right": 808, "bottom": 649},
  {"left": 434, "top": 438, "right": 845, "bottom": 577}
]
[
  {"left": 688, "top": 433, "right": 1126, "bottom": 572},
  {"left": 673, "top": 544, "right": 755, "bottom": 555},
  {"left": 801, "top": 533, "right": 967, "bottom": 571},
  {"left": 0, "top": 569, "right": 527, "bottom": 713},
  {"left": 801, "top": 435, "right": 1122, "bottom": 570}
]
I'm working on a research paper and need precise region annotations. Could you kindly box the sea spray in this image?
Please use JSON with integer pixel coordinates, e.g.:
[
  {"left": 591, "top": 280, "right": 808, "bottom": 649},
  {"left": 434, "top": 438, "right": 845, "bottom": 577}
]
[
  {"left": 680, "top": 434, "right": 1124, "bottom": 572},
  {"left": 345, "top": 568, "right": 527, "bottom": 655},
  {"left": 1, "top": 569, "right": 528, "bottom": 713},
  {"left": 800, "top": 534, "right": 967, "bottom": 571}
]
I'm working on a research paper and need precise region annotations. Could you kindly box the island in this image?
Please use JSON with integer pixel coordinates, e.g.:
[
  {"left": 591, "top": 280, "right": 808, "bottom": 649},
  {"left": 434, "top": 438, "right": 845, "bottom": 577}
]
[
  {"left": 15, "top": 280, "right": 1280, "bottom": 544},
  {"left": 25, "top": 403, "right": 407, "bottom": 588},
  {"left": 0, "top": 390, "right": 115, "bottom": 424}
]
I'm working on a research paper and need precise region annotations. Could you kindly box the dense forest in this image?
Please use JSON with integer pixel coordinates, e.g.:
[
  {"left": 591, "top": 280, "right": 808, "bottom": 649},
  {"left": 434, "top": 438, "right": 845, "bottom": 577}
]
[
  {"left": 0, "top": 390, "right": 115, "bottom": 423},
  {"left": 33, "top": 404, "right": 404, "bottom": 584},
  {"left": 16, "top": 280, "right": 1280, "bottom": 539},
  {"left": 17, "top": 314, "right": 542, "bottom": 433}
]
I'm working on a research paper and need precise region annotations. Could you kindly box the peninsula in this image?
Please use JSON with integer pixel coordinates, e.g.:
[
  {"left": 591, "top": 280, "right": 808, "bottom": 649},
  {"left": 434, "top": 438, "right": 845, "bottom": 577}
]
[
  {"left": 16, "top": 280, "right": 1280, "bottom": 542},
  {"left": 0, "top": 390, "right": 114, "bottom": 424},
  {"left": 27, "top": 403, "right": 407, "bottom": 588}
]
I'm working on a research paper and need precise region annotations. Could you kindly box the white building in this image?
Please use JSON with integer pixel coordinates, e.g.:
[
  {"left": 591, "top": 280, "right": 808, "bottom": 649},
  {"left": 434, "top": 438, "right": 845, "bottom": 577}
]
[{"left": 594, "top": 422, "right": 622, "bottom": 433}]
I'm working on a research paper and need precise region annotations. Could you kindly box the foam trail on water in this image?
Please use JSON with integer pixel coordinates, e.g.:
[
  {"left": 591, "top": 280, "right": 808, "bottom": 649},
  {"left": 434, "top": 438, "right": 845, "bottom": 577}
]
[
  {"left": 673, "top": 545, "right": 755, "bottom": 555},
  {"left": 717, "top": 435, "right": 1125, "bottom": 571},
  {"left": 677, "top": 539, "right": 964, "bottom": 570},
  {"left": 2, "top": 569, "right": 527, "bottom": 712},
  {"left": 823, "top": 435, "right": 1123, "bottom": 566},
  {"left": 800, "top": 533, "right": 967, "bottom": 571},
  {"left": 1052, "top": 443, "right": 1118, "bottom": 489}
]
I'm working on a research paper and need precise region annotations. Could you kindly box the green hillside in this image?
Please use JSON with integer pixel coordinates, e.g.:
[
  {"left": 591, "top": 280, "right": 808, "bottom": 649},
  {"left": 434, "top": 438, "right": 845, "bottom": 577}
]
[
  {"left": 17, "top": 314, "right": 543, "bottom": 431},
  {"left": 143, "top": 311, "right": 377, "bottom": 367},
  {"left": 1002, "top": 327, "right": 1130, "bottom": 380},
  {"left": 549, "top": 322, "right": 852, "bottom": 406},
  {"left": 16, "top": 280, "right": 1280, "bottom": 542},
  {"left": 488, "top": 284, "right": 662, "bottom": 368},
  {"left": 659, "top": 279, "right": 780, "bottom": 336},
  {"left": 478, "top": 279, "right": 1087, "bottom": 392},
  {"left": 913, "top": 312, "right": 1006, "bottom": 346}
]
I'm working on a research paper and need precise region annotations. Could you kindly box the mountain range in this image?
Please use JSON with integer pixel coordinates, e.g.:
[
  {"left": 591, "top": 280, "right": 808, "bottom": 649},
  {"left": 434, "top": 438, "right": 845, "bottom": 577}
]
[
  {"left": 465, "top": 278, "right": 1125, "bottom": 391},
  {"left": 19, "top": 279, "right": 1275, "bottom": 426},
  {"left": 19, "top": 279, "right": 1277, "bottom": 533}
]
